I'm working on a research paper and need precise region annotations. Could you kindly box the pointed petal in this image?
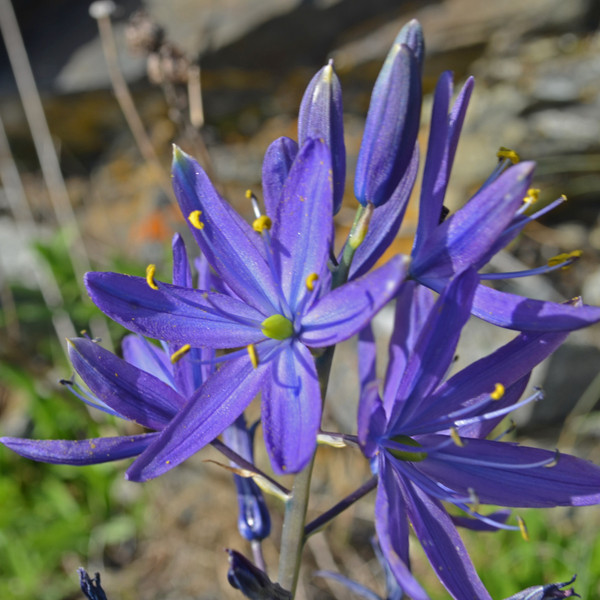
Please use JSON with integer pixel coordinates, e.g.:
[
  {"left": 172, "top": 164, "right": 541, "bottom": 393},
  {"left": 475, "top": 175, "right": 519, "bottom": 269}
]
[
  {"left": 0, "top": 433, "right": 158, "bottom": 466},
  {"left": 413, "top": 74, "right": 474, "bottom": 255},
  {"left": 358, "top": 381, "right": 387, "bottom": 459},
  {"left": 472, "top": 285, "right": 600, "bottom": 331},
  {"left": 85, "top": 272, "right": 265, "bottom": 348},
  {"left": 412, "top": 327, "right": 567, "bottom": 432},
  {"left": 271, "top": 138, "right": 333, "bottom": 309},
  {"left": 388, "top": 268, "right": 478, "bottom": 430},
  {"left": 300, "top": 254, "right": 409, "bottom": 347},
  {"left": 121, "top": 335, "right": 174, "bottom": 387},
  {"left": 69, "top": 338, "right": 184, "bottom": 429},
  {"left": 298, "top": 62, "right": 345, "bottom": 214},
  {"left": 375, "top": 458, "right": 430, "bottom": 600},
  {"left": 382, "top": 282, "right": 435, "bottom": 415},
  {"left": 262, "top": 136, "right": 298, "bottom": 217},
  {"left": 419, "top": 437, "right": 600, "bottom": 507},
  {"left": 125, "top": 349, "right": 273, "bottom": 481},
  {"left": 411, "top": 162, "right": 534, "bottom": 280},
  {"left": 172, "top": 146, "right": 278, "bottom": 312},
  {"left": 172, "top": 233, "right": 193, "bottom": 288},
  {"left": 349, "top": 144, "right": 419, "bottom": 280},
  {"left": 355, "top": 44, "right": 421, "bottom": 207},
  {"left": 262, "top": 342, "right": 320, "bottom": 474},
  {"left": 400, "top": 477, "right": 493, "bottom": 600}
]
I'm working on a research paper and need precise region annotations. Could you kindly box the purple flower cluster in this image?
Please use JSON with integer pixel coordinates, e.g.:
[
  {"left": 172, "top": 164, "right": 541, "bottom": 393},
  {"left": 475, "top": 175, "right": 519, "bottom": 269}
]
[{"left": 3, "top": 18, "right": 600, "bottom": 600}]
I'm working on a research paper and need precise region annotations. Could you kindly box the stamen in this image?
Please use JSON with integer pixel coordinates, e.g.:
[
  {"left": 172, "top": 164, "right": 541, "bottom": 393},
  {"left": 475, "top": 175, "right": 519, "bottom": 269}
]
[
  {"left": 467, "top": 487, "right": 480, "bottom": 513},
  {"left": 146, "top": 264, "right": 159, "bottom": 290},
  {"left": 188, "top": 210, "right": 205, "bottom": 230},
  {"left": 247, "top": 344, "right": 259, "bottom": 369},
  {"left": 450, "top": 427, "right": 464, "bottom": 447},
  {"left": 491, "top": 383, "right": 505, "bottom": 400},
  {"left": 253, "top": 215, "right": 272, "bottom": 233},
  {"left": 170, "top": 344, "right": 191, "bottom": 364},
  {"left": 547, "top": 250, "right": 582, "bottom": 269},
  {"left": 522, "top": 188, "right": 540, "bottom": 205},
  {"left": 517, "top": 515, "right": 529, "bottom": 541},
  {"left": 544, "top": 449, "right": 560, "bottom": 468},
  {"left": 305, "top": 273, "right": 319, "bottom": 291},
  {"left": 497, "top": 146, "right": 520, "bottom": 164}
]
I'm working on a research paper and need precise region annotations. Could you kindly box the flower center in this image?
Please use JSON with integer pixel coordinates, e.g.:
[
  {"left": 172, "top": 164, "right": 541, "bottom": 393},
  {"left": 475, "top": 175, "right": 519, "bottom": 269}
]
[
  {"left": 261, "top": 314, "right": 294, "bottom": 340},
  {"left": 387, "top": 435, "right": 427, "bottom": 462}
]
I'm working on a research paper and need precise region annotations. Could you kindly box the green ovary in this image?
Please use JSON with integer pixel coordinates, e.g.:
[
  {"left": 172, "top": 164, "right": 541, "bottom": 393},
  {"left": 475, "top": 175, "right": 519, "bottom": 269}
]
[
  {"left": 261, "top": 314, "right": 294, "bottom": 340},
  {"left": 387, "top": 435, "right": 427, "bottom": 462}
]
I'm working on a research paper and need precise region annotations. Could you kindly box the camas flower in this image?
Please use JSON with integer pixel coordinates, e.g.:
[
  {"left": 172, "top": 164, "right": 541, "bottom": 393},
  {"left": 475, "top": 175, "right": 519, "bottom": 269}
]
[
  {"left": 85, "top": 139, "right": 408, "bottom": 479},
  {"left": 358, "top": 268, "right": 600, "bottom": 600}
]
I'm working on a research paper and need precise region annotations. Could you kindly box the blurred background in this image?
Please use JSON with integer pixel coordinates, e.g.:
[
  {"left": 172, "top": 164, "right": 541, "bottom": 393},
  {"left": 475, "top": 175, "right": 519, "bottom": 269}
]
[{"left": 1, "top": 0, "right": 600, "bottom": 598}]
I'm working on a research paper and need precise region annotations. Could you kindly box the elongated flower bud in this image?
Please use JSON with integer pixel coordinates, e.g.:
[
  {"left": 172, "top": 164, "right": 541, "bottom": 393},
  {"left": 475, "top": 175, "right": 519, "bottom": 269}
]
[
  {"left": 298, "top": 59, "right": 345, "bottom": 214},
  {"left": 354, "top": 21, "right": 423, "bottom": 207}
]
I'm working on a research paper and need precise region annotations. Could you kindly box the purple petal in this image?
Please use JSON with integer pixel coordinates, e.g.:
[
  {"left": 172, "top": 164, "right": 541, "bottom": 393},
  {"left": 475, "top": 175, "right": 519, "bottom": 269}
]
[
  {"left": 382, "top": 282, "right": 435, "bottom": 415},
  {"left": 411, "top": 327, "right": 567, "bottom": 433},
  {"left": 355, "top": 44, "right": 421, "bottom": 207},
  {"left": 349, "top": 144, "right": 419, "bottom": 280},
  {"left": 271, "top": 138, "right": 333, "bottom": 309},
  {"left": 388, "top": 268, "right": 479, "bottom": 431},
  {"left": 85, "top": 272, "right": 265, "bottom": 348},
  {"left": 472, "top": 285, "right": 600, "bottom": 331},
  {"left": 300, "top": 254, "right": 409, "bottom": 347},
  {"left": 392, "top": 19, "right": 425, "bottom": 68},
  {"left": 400, "top": 476, "right": 493, "bottom": 600},
  {"left": 172, "top": 233, "right": 192, "bottom": 288},
  {"left": 358, "top": 381, "right": 386, "bottom": 459},
  {"left": 172, "top": 146, "right": 279, "bottom": 313},
  {"left": 69, "top": 338, "right": 184, "bottom": 429},
  {"left": 411, "top": 162, "right": 534, "bottom": 280},
  {"left": 375, "top": 458, "right": 430, "bottom": 600},
  {"left": 262, "top": 341, "right": 320, "bottom": 474},
  {"left": 413, "top": 74, "right": 474, "bottom": 255},
  {"left": 418, "top": 437, "right": 600, "bottom": 507},
  {"left": 262, "top": 136, "right": 298, "bottom": 217},
  {"left": 1, "top": 433, "right": 158, "bottom": 466},
  {"left": 298, "top": 62, "right": 345, "bottom": 214},
  {"left": 125, "top": 347, "right": 274, "bottom": 481},
  {"left": 121, "top": 334, "right": 174, "bottom": 387}
]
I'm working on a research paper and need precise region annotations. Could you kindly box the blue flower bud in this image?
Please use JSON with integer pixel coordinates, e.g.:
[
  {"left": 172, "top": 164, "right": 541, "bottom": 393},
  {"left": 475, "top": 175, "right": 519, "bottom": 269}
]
[
  {"left": 354, "top": 22, "right": 422, "bottom": 207},
  {"left": 226, "top": 549, "right": 291, "bottom": 600},
  {"left": 298, "top": 60, "right": 345, "bottom": 214},
  {"left": 502, "top": 575, "right": 579, "bottom": 600}
]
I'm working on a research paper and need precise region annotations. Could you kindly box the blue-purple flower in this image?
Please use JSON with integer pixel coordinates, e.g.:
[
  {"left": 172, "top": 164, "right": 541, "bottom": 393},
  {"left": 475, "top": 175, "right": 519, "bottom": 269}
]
[
  {"left": 358, "top": 269, "right": 600, "bottom": 599},
  {"left": 85, "top": 139, "right": 408, "bottom": 479}
]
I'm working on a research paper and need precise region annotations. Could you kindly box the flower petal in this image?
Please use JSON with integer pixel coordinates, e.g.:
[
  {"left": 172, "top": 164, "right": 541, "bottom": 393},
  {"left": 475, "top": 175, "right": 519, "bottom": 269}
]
[
  {"left": 301, "top": 254, "right": 409, "bottom": 347},
  {"left": 349, "top": 144, "right": 419, "bottom": 280},
  {"left": 121, "top": 334, "right": 174, "bottom": 388},
  {"left": 298, "top": 62, "right": 345, "bottom": 214},
  {"left": 472, "top": 284, "right": 600, "bottom": 331},
  {"left": 0, "top": 433, "right": 158, "bottom": 466},
  {"left": 400, "top": 476, "right": 493, "bottom": 600},
  {"left": 262, "top": 342, "right": 320, "bottom": 474},
  {"left": 411, "top": 162, "right": 534, "bottom": 280},
  {"left": 419, "top": 437, "right": 600, "bottom": 507},
  {"left": 85, "top": 272, "right": 265, "bottom": 348},
  {"left": 125, "top": 348, "right": 273, "bottom": 481},
  {"left": 271, "top": 138, "right": 333, "bottom": 309},
  {"left": 375, "top": 458, "right": 430, "bottom": 600},
  {"left": 262, "top": 136, "right": 298, "bottom": 217},
  {"left": 388, "top": 268, "right": 478, "bottom": 431},
  {"left": 172, "top": 146, "right": 279, "bottom": 313},
  {"left": 69, "top": 337, "right": 184, "bottom": 428}
]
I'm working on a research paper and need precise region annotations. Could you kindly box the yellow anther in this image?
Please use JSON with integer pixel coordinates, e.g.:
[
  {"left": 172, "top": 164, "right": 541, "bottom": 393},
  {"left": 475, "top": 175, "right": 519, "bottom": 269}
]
[
  {"left": 305, "top": 273, "right": 319, "bottom": 291},
  {"left": 491, "top": 383, "right": 505, "bottom": 401},
  {"left": 245, "top": 189, "right": 253, "bottom": 200},
  {"left": 188, "top": 210, "right": 205, "bottom": 230},
  {"left": 517, "top": 515, "right": 529, "bottom": 542},
  {"left": 547, "top": 250, "right": 582, "bottom": 269},
  {"left": 561, "top": 194, "right": 568, "bottom": 202},
  {"left": 450, "top": 427, "right": 465, "bottom": 447},
  {"left": 247, "top": 344, "right": 259, "bottom": 369},
  {"left": 523, "top": 188, "right": 540, "bottom": 204},
  {"left": 170, "top": 344, "right": 191, "bottom": 364},
  {"left": 497, "top": 147, "right": 520, "bottom": 164},
  {"left": 253, "top": 215, "right": 272, "bottom": 233},
  {"left": 146, "top": 264, "right": 159, "bottom": 290}
]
